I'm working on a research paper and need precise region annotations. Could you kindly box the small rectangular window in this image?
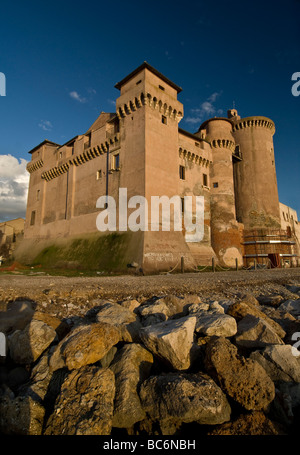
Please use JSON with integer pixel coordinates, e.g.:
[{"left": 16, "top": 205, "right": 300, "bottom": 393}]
[
  {"left": 213, "top": 182, "right": 218, "bottom": 188},
  {"left": 59, "top": 151, "right": 62, "bottom": 159},
  {"left": 30, "top": 211, "right": 36, "bottom": 226},
  {"left": 159, "top": 85, "right": 165, "bottom": 91},
  {"left": 195, "top": 142, "right": 200, "bottom": 147},
  {"left": 36, "top": 189, "right": 40, "bottom": 201},
  {"left": 162, "top": 115, "right": 167, "bottom": 125},
  {"left": 179, "top": 165, "right": 185, "bottom": 180},
  {"left": 203, "top": 173, "right": 208, "bottom": 186},
  {"left": 97, "top": 170, "right": 102, "bottom": 180},
  {"left": 136, "top": 80, "right": 142, "bottom": 85}
]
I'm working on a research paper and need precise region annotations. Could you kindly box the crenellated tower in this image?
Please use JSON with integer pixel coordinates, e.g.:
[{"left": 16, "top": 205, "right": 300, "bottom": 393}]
[
  {"left": 229, "top": 110, "right": 281, "bottom": 229},
  {"left": 197, "top": 118, "right": 243, "bottom": 267}
]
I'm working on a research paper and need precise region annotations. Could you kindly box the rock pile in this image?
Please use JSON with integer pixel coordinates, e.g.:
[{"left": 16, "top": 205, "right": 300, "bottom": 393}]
[{"left": 0, "top": 282, "right": 300, "bottom": 435}]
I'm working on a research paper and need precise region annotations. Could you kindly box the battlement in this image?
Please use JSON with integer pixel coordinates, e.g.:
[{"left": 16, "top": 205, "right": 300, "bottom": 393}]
[{"left": 232, "top": 116, "right": 275, "bottom": 134}]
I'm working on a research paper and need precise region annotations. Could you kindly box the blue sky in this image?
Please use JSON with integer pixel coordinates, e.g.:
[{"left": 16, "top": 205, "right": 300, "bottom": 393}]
[{"left": 0, "top": 0, "right": 299, "bottom": 221}]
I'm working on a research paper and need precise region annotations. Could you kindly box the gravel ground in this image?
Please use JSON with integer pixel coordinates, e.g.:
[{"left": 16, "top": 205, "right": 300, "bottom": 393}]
[{"left": 1, "top": 268, "right": 300, "bottom": 307}]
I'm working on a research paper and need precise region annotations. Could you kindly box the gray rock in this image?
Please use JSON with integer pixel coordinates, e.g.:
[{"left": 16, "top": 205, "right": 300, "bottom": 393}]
[
  {"left": 140, "top": 316, "right": 196, "bottom": 370},
  {"left": 110, "top": 344, "right": 153, "bottom": 428},
  {"left": 187, "top": 302, "right": 209, "bottom": 313},
  {"left": 138, "top": 300, "right": 170, "bottom": 326},
  {"left": 250, "top": 345, "right": 300, "bottom": 383},
  {"left": 218, "top": 299, "right": 236, "bottom": 312},
  {"left": 95, "top": 300, "right": 142, "bottom": 342},
  {"left": 139, "top": 372, "right": 231, "bottom": 429},
  {"left": 235, "top": 314, "right": 284, "bottom": 348},
  {"left": 189, "top": 302, "right": 237, "bottom": 337},
  {"left": 44, "top": 366, "right": 115, "bottom": 435},
  {"left": 257, "top": 294, "right": 285, "bottom": 307},
  {"left": 285, "top": 284, "right": 300, "bottom": 295},
  {"left": 138, "top": 294, "right": 193, "bottom": 327},
  {"left": 279, "top": 299, "right": 300, "bottom": 318},
  {"left": 8, "top": 319, "right": 57, "bottom": 364},
  {"left": 259, "top": 305, "right": 296, "bottom": 333}
]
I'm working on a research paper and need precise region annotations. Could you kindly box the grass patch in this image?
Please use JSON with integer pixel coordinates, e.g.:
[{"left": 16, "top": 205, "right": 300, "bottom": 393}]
[{"left": 30, "top": 233, "right": 131, "bottom": 272}]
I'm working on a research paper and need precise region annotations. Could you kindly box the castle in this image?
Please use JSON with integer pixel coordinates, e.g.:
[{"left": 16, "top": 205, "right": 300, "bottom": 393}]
[{"left": 23, "top": 62, "right": 300, "bottom": 272}]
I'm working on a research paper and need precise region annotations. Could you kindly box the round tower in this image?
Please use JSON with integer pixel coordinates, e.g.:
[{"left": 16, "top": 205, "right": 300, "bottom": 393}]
[
  {"left": 230, "top": 115, "right": 280, "bottom": 229},
  {"left": 197, "top": 118, "right": 243, "bottom": 267}
]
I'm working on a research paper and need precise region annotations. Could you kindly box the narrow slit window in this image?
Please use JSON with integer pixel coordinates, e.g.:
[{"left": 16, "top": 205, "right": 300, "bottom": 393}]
[
  {"left": 161, "top": 115, "right": 167, "bottom": 125},
  {"left": 181, "top": 197, "right": 185, "bottom": 213},
  {"left": 113, "top": 153, "right": 120, "bottom": 170},
  {"left": 97, "top": 170, "right": 102, "bottom": 180},
  {"left": 179, "top": 165, "right": 185, "bottom": 180},
  {"left": 203, "top": 173, "right": 208, "bottom": 186},
  {"left": 159, "top": 85, "right": 165, "bottom": 91}
]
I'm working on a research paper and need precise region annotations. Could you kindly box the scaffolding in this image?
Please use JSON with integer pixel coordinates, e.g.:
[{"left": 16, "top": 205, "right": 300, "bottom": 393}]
[{"left": 242, "top": 228, "right": 298, "bottom": 268}]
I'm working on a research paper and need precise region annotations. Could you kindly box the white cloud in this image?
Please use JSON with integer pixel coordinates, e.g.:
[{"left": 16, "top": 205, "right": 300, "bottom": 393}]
[
  {"left": 185, "top": 91, "right": 223, "bottom": 125},
  {"left": 38, "top": 120, "right": 53, "bottom": 131},
  {"left": 184, "top": 116, "right": 203, "bottom": 124},
  {"left": 69, "top": 91, "right": 87, "bottom": 103},
  {"left": 0, "top": 155, "right": 29, "bottom": 221}
]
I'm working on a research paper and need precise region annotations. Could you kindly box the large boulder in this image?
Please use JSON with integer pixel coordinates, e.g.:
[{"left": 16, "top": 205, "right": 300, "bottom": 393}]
[
  {"left": 235, "top": 315, "right": 284, "bottom": 348},
  {"left": 95, "top": 301, "right": 142, "bottom": 342},
  {"left": 0, "top": 394, "right": 45, "bottom": 435},
  {"left": 139, "top": 372, "right": 231, "bottom": 431},
  {"left": 227, "top": 301, "right": 286, "bottom": 339},
  {"left": 137, "top": 294, "right": 200, "bottom": 327},
  {"left": 110, "top": 344, "right": 154, "bottom": 428},
  {"left": 8, "top": 319, "right": 57, "bottom": 364},
  {"left": 139, "top": 316, "right": 196, "bottom": 370},
  {"left": 250, "top": 344, "right": 300, "bottom": 383},
  {"left": 204, "top": 337, "right": 275, "bottom": 411},
  {"left": 188, "top": 302, "right": 237, "bottom": 337},
  {"left": 49, "top": 322, "right": 120, "bottom": 371},
  {"left": 44, "top": 366, "right": 115, "bottom": 435}
]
